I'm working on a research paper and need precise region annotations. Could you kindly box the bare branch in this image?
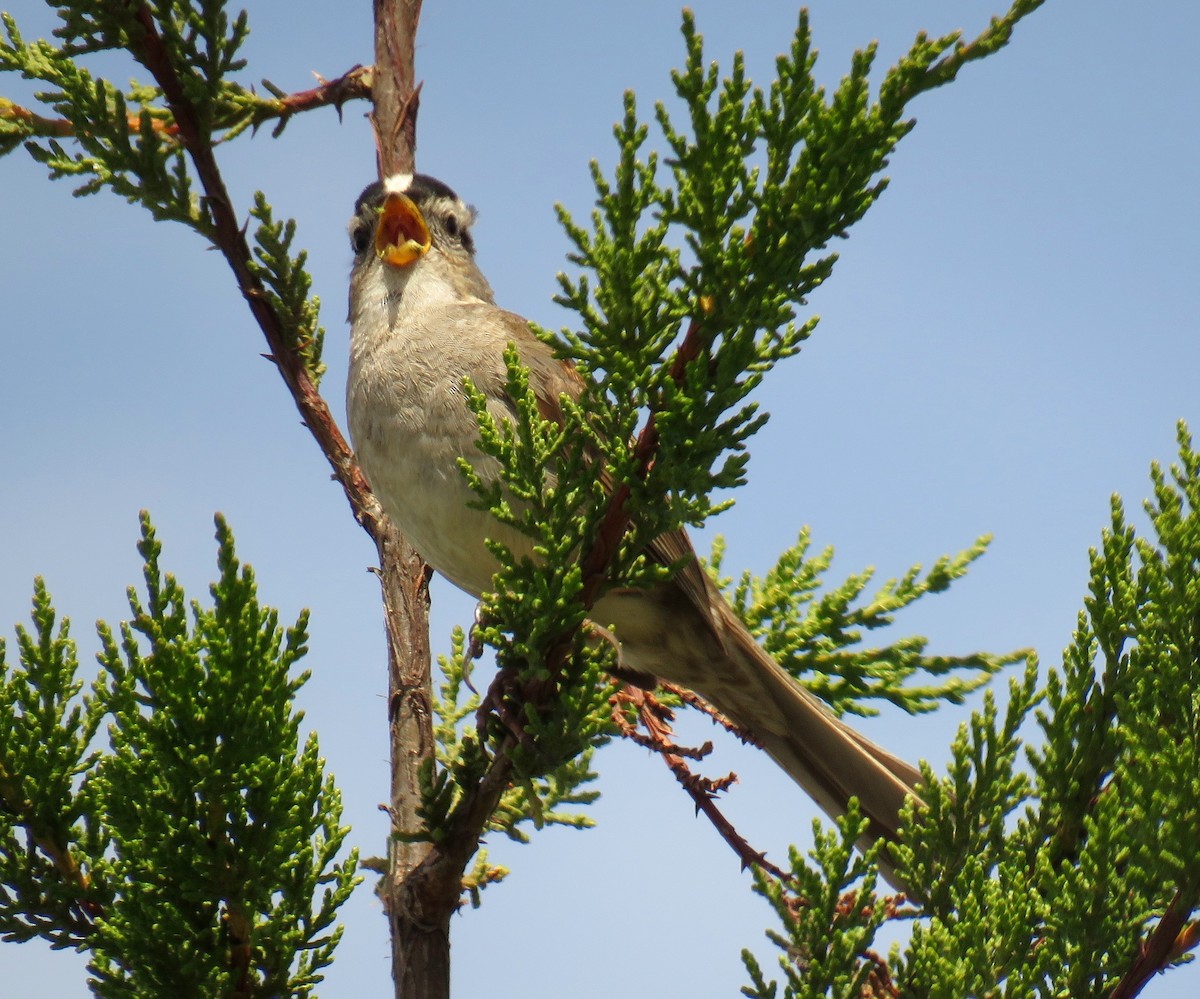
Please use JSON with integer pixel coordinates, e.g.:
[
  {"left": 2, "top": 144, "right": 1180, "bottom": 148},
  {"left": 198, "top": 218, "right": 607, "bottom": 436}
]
[
  {"left": 372, "top": 0, "right": 422, "bottom": 176},
  {"left": 0, "top": 65, "right": 371, "bottom": 145},
  {"left": 613, "top": 685, "right": 793, "bottom": 883},
  {"left": 361, "top": 5, "right": 444, "bottom": 999},
  {"left": 122, "top": 5, "right": 371, "bottom": 518},
  {"left": 260, "top": 64, "right": 373, "bottom": 125}
]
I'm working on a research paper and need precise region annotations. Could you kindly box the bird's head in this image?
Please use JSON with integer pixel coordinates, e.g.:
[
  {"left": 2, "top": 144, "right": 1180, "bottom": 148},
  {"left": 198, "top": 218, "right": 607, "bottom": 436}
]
[{"left": 347, "top": 172, "right": 494, "bottom": 320}]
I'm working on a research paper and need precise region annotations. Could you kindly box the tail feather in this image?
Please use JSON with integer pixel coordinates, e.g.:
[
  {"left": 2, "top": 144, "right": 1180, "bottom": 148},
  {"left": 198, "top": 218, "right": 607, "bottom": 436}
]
[
  {"left": 594, "top": 576, "right": 924, "bottom": 888},
  {"left": 715, "top": 605, "right": 923, "bottom": 850}
]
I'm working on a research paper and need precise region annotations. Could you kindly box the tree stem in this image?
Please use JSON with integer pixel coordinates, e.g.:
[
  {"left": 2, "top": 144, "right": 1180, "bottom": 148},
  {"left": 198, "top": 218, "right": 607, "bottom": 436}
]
[{"left": 367, "top": 4, "right": 446, "bottom": 998}]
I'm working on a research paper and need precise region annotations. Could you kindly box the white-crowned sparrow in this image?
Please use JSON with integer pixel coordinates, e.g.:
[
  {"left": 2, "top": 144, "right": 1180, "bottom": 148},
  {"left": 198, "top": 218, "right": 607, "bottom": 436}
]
[{"left": 347, "top": 172, "right": 923, "bottom": 858}]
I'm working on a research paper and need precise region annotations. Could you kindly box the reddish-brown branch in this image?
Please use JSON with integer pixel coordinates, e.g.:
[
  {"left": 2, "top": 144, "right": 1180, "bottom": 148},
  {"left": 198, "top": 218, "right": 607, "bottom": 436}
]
[
  {"left": 618, "top": 722, "right": 713, "bottom": 761},
  {"left": 661, "top": 680, "right": 760, "bottom": 745},
  {"left": 117, "top": 8, "right": 433, "bottom": 998},
  {"left": 358, "top": 5, "right": 440, "bottom": 998},
  {"left": 378, "top": 530, "right": 440, "bottom": 999},
  {"left": 123, "top": 3, "right": 385, "bottom": 534},
  {"left": 613, "top": 685, "right": 793, "bottom": 882},
  {"left": 0, "top": 65, "right": 371, "bottom": 144},
  {"left": 224, "top": 907, "right": 252, "bottom": 996},
  {"left": 1109, "top": 891, "right": 1198, "bottom": 999},
  {"left": 828, "top": 895, "right": 901, "bottom": 996},
  {"left": 264, "top": 65, "right": 373, "bottom": 121},
  {"left": 371, "top": 0, "right": 422, "bottom": 176}
]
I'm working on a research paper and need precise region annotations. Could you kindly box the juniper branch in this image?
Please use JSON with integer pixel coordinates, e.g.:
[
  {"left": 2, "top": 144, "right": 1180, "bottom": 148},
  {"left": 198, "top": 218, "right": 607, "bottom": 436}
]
[{"left": 0, "top": 63, "right": 370, "bottom": 145}]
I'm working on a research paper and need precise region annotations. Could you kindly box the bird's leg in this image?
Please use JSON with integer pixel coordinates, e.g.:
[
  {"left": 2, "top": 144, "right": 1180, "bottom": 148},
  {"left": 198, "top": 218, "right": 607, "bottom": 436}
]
[{"left": 460, "top": 601, "right": 487, "bottom": 693}]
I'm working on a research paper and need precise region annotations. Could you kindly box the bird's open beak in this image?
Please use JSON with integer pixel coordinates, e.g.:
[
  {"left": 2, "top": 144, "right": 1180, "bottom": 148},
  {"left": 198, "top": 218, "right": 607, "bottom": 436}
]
[{"left": 375, "top": 192, "right": 431, "bottom": 268}]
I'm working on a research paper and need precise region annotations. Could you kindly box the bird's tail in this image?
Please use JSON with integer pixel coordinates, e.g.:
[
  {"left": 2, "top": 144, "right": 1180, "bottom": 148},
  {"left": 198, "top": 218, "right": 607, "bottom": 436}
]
[
  {"left": 595, "top": 573, "right": 925, "bottom": 886},
  {"left": 697, "top": 600, "right": 924, "bottom": 880}
]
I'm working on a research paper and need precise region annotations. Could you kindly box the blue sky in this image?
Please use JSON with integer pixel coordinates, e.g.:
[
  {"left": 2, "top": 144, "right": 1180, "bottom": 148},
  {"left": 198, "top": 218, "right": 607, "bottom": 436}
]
[{"left": 3, "top": 0, "right": 1199, "bottom": 995}]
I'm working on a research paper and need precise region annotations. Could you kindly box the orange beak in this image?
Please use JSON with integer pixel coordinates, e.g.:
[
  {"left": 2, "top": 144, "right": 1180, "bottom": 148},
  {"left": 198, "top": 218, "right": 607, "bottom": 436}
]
[{"left": 375, "top": 192, "right": 431, "bottom": 268}]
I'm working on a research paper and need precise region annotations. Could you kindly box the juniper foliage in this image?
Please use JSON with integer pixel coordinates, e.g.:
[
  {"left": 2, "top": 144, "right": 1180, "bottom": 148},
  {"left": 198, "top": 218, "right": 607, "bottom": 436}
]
[
  {"left": 10, "top": 2, "right": 1192, "bottom": 997},
  {"left": 0, "top": 513, "right": 357, "bottom": 996},
  {"left": 741, "top": 425, "right": 1200, "bottom": 995}
]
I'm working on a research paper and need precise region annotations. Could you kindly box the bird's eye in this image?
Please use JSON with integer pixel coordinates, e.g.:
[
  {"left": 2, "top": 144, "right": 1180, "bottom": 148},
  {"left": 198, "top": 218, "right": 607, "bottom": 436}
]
[
  {"left": 444, "top": 213, "right": 460, "bottom": 240},
  {"left": 350, "top": 219, "right": 372, "bottom": 256}
]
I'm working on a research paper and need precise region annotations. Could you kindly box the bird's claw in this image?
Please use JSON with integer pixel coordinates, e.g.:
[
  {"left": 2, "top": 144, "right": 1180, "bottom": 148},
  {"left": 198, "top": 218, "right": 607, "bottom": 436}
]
[{"left": 460, "top": 602, "right": 488, "bottom": 693}]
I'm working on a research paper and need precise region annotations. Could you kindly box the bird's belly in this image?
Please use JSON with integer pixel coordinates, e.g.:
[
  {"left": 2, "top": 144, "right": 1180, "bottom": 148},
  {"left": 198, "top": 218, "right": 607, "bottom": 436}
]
[{"left": 349, "top": 373, "right": 532, "bottom": 597}]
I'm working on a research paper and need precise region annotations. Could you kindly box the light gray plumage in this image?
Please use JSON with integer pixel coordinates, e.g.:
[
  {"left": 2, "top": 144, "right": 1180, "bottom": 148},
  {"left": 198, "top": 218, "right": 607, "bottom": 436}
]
[{"left": 346, "top": 173, "right": 923, "bottom": 875}]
